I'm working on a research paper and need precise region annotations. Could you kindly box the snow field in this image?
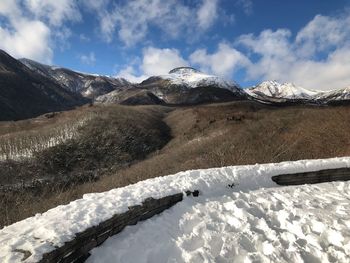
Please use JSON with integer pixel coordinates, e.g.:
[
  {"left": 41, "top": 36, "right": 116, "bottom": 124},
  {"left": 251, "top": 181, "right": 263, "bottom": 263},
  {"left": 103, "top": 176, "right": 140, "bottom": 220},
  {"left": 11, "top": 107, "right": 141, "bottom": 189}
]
[
  {"left": 88, "top": 181, "right": 350, "bottom": 263},
  {"left": 1, "top": 157, "right": 350, "bottom": 262}
]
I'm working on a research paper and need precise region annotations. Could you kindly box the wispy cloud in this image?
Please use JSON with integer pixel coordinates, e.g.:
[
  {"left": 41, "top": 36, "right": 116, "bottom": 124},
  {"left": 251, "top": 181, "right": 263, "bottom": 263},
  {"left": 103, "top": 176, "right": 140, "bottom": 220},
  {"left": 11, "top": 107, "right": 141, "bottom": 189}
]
[
  {"left": 236, "top": 0, "right": 253, "bottom": 15},
  {"left": 197, "top": 0, "right": 219, "bottom": 30},
  {"left": 79, "top": 52, "right": 96, "bottom": 66},
  {"left": 83, "top": 0, "right": 220, "bottom": 46},
  {"left": 24, "top": 0, "right": 81, "bottom": 26},
  {"left": 79, "top": 34, "right": 90, "bottom": 42}
]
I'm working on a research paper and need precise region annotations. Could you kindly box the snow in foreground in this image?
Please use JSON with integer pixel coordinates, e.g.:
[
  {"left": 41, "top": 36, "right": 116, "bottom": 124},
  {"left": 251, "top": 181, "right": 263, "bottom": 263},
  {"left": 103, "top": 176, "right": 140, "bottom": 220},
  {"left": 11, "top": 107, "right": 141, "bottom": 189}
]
[
  {"left": 1, "top": 157, "right": 350, "bottom": 262},
  {"left": 88, "top": 181, "right": 350, "bottom": 263}
]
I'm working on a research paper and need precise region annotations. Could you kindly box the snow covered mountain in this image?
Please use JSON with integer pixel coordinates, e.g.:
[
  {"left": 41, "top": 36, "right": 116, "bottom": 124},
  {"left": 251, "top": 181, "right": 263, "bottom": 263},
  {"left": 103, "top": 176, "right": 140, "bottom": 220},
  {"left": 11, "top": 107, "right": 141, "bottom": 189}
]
[
  {"left": 246, "top": 80, "right": 350, "bottom": 105},
  {"left": 138, "top": 67, "right": 246, "bottom": 104},
  {"left": 2, "top": 47, "right": 349, "bottom": 111},
  {"left": 246, "top": 81, "right": 321, "bottom": 101},
  {"left": 317, "top": 86, "right": 350, "bottom": 104},
  {"left": 20, "top": 58, "right": 133, "bottom": 99},
  {"left": 164, "top": 67, "right": 240, "bottom": 92}
]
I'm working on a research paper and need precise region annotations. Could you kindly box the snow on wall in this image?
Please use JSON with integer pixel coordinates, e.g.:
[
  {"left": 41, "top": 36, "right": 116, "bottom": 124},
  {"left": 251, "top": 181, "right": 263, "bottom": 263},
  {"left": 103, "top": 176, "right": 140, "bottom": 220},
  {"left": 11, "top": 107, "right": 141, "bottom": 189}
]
[
  {"left": 88, "top": 180, "right": 350, "bottom": 263},
  {"left": 1, "top": 157, "right": 350, "bottom": 262}
]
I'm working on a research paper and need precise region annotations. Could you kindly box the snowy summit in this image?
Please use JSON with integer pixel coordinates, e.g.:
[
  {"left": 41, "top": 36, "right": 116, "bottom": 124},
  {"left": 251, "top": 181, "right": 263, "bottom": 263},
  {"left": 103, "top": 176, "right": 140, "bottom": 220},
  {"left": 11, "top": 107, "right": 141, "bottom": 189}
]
[
  {"left": 246, "top": 80, "right": 350, "bottom": 104},
  {"left": 160, "top": 67, "right": 240, "bottom": 92},
  {"left": 317, "top": 86, "right": 350, "bottom": 101},
  {"left": 247, "top": 81, "right": 320, "bottom": 100}
]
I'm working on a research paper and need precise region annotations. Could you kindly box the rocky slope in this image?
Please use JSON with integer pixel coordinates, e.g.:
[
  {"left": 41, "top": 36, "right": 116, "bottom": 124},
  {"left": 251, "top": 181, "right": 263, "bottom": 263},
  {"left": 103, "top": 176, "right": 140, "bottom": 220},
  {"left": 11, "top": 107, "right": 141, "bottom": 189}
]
[
  {"left": 317, "top": 87, "right": 350, "bottom": 105},
  {"left": 20, "top": 58, "right": 133, "bottom": 99},
  {"left": 0, "top": 50, "right": 87, "bottom": 121},
  {"left": 95, "top": 88, "right": 164, "bottom": 105}
]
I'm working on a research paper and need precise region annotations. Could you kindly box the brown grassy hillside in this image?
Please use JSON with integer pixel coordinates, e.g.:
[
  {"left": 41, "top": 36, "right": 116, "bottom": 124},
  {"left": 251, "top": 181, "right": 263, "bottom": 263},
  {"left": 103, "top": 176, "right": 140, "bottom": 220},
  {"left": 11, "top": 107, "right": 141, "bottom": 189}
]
[{"left": 1, "top": 101, "right": 350, "bottom": 227}]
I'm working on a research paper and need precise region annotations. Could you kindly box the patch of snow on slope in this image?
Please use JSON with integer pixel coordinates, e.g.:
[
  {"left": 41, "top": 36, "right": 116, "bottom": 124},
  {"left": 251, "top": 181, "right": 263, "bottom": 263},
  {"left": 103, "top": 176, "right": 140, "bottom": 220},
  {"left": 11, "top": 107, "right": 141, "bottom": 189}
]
[
  {"left": 1, "top": 157, "right": 350, "bottom": 262},
  {"left": 247, "top": 81, "right": 321, "bottom": 99},
  {"left": 0, "top": 116, "right": 94, "bottom": 161},
  {"left": 88, "top": 181, "right": 350, "bottom": 263}
]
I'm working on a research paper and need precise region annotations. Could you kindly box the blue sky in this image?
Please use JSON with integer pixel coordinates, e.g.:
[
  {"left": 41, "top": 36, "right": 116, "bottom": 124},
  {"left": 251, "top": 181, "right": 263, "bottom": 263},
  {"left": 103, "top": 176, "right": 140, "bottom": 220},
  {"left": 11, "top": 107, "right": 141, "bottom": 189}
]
[{"left": 0, "top": 0, "right": 349, "bottom": 90}]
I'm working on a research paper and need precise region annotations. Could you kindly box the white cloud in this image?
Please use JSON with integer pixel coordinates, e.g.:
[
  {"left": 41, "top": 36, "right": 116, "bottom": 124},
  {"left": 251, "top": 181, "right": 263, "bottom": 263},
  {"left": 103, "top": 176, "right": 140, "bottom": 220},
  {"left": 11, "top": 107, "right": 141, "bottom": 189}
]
[
  {"left": 0, "top": 20, "right": 53, "bottom": 63},
  {"left": 190, "top": 42, "right": 250, "bottom": 77},
  {"left": 296, "top": 14, "right": 350, "bottom": 57},
  {"left": 236, "top": 11, "right": 350, "bottom": 90},
  {"left": 114, "top": 0, "right": 192, "bottom": 46},
  {"left": 24, "top": 0, "right": 81, "bottom": 26},
  {"left": 0, "top": 1, "right": 53, "bottom": 63},
  {"left": 141, "top": 47, "right": 188, "bottom": 76},
  {"left": 115, "top": 47, "right": 188, "bottom": 82},
  {"left": 116, "top": 66, "right": 148, "bottom": 83},
  {"left": 0, "top": 0, "right": 20, "bottom": 17},
  {"left": 290, "top": 46, "right": 350, "bottom": 90},
  {"left": 238, "top": 29, "right": 292, "bottom": 58},
  {"left": 237, "top": 29, "right": 295, "bottom": 81},
  {"left": 197, "top": 0, "right": 219, "bottom": 30},
  {"left": 80, "top": 52, "right": 96, "bottom": 66},
  {"left": 83, "top": 0, "right": 219, "bottom": 46},
  {"left": 80, "top": 0, "right": 113, "bottom": 42},
  {"left": 0, "top": 0, "right": 81, "bottom": 63}
]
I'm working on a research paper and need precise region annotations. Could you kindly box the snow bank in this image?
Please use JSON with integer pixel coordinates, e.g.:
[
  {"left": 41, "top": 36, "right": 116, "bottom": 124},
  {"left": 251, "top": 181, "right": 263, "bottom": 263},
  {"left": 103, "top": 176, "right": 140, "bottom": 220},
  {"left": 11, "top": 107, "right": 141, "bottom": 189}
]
[
  {"left": 1, "top": 157, "right": 350, "bottom": 262},
  {"left": 88, "top": 181, "right": 350, "bottom": 263}
]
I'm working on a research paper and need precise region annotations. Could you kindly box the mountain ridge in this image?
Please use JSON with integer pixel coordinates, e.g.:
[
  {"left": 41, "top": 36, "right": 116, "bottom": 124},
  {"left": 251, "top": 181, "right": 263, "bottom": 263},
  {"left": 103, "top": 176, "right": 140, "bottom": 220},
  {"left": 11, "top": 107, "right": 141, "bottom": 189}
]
[
  {"left": 0, "top": 50, "right": 87, "bottom": 121},
  {"left": 247, "top": 80, "right": 350, "bottom": 105},
  {"left": 1, "top": 48, "right": 350, "bottom": 121},
  {"left": 20, "top": 58, "right": 133, "bottom": 99}
]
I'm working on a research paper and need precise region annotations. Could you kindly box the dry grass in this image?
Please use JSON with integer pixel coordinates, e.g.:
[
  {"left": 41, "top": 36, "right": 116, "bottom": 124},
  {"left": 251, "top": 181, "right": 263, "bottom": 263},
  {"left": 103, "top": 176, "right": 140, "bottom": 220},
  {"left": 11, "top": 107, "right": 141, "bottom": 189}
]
[
  {"left": 0, "top": 104, "right": 171, "bottom": 183},
  {"left": 1, "top": 101, "right": 350, "bottom": 227}
]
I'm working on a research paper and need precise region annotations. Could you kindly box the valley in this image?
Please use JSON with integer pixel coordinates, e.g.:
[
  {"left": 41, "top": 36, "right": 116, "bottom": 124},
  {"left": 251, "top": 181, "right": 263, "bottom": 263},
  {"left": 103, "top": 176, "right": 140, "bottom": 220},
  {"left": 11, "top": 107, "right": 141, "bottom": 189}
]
[{"left": 1, "top": 101, "right": 350, "bottom": 228}]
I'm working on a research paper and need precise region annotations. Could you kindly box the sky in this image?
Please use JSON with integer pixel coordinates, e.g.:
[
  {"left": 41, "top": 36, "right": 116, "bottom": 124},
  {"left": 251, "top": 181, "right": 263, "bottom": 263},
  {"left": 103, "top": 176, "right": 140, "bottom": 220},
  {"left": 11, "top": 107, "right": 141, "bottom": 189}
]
[{"left": 0, "top": 0, "right": 349, "bottom": 90}]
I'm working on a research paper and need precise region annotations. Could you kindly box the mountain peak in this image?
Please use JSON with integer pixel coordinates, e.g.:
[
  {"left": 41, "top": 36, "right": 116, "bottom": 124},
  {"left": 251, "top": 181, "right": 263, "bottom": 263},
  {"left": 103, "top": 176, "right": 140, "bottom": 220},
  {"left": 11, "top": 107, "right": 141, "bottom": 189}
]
[
  {"left": 168, "top": 67, "right": 200, "bottom": 74},
  {"left": 248, "top": 80, "right": 319, "bottom": 100}
]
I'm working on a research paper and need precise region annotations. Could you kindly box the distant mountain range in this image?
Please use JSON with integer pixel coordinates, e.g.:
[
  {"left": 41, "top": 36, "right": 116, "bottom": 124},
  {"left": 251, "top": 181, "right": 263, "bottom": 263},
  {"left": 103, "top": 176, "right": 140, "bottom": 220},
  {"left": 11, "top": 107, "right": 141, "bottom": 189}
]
[
  {"left": 0, "top": 49, "right": 350, "bottom": 121},
  {"left": 247, "top": 80, "right": 350, "bottom": 105}
]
